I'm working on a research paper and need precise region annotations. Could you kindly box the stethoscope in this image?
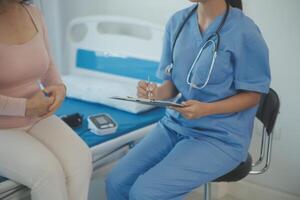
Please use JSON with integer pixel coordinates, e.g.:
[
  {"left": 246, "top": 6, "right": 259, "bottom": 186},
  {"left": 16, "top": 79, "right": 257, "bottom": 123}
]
[{"left": 165, "top": 2, "right": 230, "bottom": 90}]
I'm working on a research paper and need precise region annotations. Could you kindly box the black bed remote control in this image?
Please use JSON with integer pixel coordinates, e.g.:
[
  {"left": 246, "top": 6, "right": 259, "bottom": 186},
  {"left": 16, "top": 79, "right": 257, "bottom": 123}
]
[{"left": 61, "top": 113, "right": 83, "bottom": 129}]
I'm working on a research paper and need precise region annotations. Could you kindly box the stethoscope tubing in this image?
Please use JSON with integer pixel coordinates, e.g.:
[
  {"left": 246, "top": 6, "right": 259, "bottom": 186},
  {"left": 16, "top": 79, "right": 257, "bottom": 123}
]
[
  {"left": 169, "top": 2, "right": 230, "bottom": 90},
  {"left": 186, "top": 39, "right": 218, "bottom": 90}
]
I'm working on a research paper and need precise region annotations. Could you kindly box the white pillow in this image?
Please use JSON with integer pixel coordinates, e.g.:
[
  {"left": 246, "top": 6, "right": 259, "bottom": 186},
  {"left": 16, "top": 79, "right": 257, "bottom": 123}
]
[{"left": 63, "top": 74, "right": 154, "bottom": 114}]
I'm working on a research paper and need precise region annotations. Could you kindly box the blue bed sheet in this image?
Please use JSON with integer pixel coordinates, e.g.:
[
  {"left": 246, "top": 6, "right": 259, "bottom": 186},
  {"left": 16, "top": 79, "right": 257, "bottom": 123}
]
[{"left": 56, "top": 98, "right": 165, "bottom": 148}]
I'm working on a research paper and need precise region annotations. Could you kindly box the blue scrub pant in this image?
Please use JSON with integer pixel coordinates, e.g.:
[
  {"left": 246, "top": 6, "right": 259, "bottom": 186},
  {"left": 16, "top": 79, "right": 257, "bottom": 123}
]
[{"left": 105, "top": 123, "right": 240, "bottom": 200}]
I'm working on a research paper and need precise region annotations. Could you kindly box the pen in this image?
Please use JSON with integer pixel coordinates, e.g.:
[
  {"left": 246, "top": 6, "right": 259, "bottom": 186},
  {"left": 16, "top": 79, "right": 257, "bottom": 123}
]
[{"left": 37, "top": 80, "right": 50, "bottom": 97}]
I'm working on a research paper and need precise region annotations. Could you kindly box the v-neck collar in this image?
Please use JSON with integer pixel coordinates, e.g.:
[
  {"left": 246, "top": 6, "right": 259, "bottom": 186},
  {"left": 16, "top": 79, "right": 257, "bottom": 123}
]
[{"left": 192, "top": 6, "right": 228, "bottom": 42}]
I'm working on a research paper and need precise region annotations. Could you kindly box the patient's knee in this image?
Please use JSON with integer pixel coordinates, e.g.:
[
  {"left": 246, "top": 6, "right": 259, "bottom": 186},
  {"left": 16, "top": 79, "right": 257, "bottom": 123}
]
[
  {"left": 69, "top": 144, "right": 93, "bottom": 180},
  {"left": 30, "top": 156, "right": 66, "bottom": 189},
  {"left": 79, "top": 146, "right": 93, "bottom": 178}
]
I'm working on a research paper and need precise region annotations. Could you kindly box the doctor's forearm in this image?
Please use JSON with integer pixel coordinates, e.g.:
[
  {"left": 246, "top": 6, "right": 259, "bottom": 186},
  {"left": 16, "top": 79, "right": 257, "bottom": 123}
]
[{"left": 206, "top": 92, "right": 261, "bottom": 115}]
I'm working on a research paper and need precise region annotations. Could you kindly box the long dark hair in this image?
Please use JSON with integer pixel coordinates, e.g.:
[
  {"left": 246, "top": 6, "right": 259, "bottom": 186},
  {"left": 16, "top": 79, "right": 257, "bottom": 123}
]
[{"left": 226, "top": 0, "right": 243, "bottom": 10}]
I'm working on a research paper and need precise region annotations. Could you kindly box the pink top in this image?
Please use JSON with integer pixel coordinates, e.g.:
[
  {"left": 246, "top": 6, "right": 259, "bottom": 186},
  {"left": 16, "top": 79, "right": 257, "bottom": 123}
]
[{"left": 0, "top": 5, "right": 62, "bottom": 129}]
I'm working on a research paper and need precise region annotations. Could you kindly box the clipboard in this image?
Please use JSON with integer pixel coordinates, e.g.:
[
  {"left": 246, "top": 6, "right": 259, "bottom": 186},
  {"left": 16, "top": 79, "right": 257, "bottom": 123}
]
[{"left": 110, "top": 96, "right": 184, "bottom": 108}]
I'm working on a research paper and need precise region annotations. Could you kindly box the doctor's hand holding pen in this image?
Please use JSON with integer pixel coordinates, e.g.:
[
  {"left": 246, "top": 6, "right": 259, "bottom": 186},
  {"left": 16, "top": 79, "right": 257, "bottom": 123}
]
[
  {"left": 137, "top": 81, "right": 159, "bottom": 100},
  {"left": 137, "top": 78, "right": 179, "bottom": 100}
]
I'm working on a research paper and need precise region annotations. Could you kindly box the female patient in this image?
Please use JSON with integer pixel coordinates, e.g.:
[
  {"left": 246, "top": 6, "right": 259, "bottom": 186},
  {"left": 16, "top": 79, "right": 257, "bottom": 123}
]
[{"left": 0, "top": 0, "right": 92, "bottom": 200}]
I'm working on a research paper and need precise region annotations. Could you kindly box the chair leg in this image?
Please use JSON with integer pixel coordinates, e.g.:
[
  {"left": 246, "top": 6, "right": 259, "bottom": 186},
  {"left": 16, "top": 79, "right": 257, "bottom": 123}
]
[{"left": 204, "top": 183, "right": 212, "bottom": 200}]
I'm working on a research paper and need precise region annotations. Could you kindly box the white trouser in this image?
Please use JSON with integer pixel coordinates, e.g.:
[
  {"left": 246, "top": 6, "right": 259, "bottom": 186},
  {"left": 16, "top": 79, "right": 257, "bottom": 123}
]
[{"left": 0, "top": 115, "right": 93, "bottom": 200}]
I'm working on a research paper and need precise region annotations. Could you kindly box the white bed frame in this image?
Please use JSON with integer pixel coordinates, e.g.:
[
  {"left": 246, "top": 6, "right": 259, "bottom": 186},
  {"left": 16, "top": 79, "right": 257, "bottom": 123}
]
[
  {"left": 0, "top": 15, "right": 164, "bottom": 199},
  {"left": 66, "top": 15, "right": 164, "bottom": 82}
]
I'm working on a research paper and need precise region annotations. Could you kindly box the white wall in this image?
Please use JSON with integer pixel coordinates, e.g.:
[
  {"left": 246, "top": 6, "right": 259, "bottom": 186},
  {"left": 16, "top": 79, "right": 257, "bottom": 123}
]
[
  {"left": 243, "top": 0, "right": 300, "bottom": 196},
  {"left": 44, "top": 0, "right": 300, "bottom": 197}
]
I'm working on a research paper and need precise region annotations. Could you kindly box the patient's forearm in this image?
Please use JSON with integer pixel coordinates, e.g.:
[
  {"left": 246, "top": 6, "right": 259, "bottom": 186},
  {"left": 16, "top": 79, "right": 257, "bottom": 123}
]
[
  {"left": 157, "top": 81, "right": 178, "bottom": 100},
  {"left": 0, "top": 95, "right": 27, "bottom": 117}
]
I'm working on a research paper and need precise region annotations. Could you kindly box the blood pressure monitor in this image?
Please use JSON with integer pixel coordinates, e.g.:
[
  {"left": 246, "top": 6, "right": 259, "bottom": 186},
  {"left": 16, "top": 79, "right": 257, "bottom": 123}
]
[{"left": 87, "top": 114, "right": 118, "bottom": 135}]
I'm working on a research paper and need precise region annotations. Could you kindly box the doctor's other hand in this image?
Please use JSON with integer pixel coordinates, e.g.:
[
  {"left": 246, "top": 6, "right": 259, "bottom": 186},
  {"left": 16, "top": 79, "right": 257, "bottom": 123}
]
[
  {"left": 25, "top": 91, "right": 54, "bottom": 118},
  {"left": 137, "top": 81, "right": 159, "bottom": 99},
  {"left": 43, "top": 84, "right": 66, "bottom": 118},
  {"left": 170, "top": 100, "right": 211, "bottom": 120}
]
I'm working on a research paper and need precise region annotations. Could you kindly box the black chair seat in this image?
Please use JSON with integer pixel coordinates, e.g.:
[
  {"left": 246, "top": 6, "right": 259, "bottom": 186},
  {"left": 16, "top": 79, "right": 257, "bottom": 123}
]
[{"left": 214, "top": 153, "right": 252, "bottom": 182}]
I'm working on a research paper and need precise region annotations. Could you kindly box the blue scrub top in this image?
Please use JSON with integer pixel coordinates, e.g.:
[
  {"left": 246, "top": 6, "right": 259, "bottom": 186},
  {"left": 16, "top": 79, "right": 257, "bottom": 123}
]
[{"left": 157, "top": 5, "right": 271, "bottom": 161}]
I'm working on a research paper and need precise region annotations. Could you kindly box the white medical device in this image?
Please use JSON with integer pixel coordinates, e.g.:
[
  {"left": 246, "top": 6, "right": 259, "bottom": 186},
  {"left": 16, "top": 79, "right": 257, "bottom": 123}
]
[{"left": 88, "top": 114, "right": 118, "bottom": 135}]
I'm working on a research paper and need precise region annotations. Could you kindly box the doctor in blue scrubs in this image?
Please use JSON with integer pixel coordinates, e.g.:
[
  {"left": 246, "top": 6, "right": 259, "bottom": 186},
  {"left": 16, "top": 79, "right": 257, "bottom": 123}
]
[{"left": 106, "top": 0, "right": 271, "bottom": 199}]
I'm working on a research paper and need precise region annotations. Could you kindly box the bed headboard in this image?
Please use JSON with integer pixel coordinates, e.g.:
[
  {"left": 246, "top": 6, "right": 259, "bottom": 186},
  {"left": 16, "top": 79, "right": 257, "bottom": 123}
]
[{"left": 66, "top": 15, "right": 164, "bottom": 82}]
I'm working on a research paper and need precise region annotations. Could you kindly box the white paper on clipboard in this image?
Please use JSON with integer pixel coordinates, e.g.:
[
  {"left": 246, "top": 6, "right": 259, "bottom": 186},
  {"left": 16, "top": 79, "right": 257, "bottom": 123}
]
[{"left": 110, "top": 96, "right": 184, "bottom": 108}]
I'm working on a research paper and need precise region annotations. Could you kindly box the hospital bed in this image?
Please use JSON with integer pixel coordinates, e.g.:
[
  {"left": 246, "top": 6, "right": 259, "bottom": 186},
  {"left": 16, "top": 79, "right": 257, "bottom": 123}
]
[{"left": 0, "top": 16, "right": 165, "bottom": 199}]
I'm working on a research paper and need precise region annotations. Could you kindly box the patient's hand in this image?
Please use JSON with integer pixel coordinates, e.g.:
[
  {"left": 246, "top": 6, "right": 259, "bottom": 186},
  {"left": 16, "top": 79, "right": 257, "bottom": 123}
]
[
  {"left": 25, "top": 91, "right": 54, "bottom": 118},
  {"left": 137, "top": 81, "right": 159, "bottom": 100},
  {"left": 42, "top": 84, "right": 66, "bottom": 118}
]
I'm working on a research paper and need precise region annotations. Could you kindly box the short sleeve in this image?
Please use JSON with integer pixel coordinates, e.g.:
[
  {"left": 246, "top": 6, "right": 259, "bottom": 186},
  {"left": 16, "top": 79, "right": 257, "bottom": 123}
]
[
  {"left": 234, "top": 25, "right": 271, "bottom": 94},
  {"left": 156, "top": 19, "right": 173, "bottom": 81}
]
